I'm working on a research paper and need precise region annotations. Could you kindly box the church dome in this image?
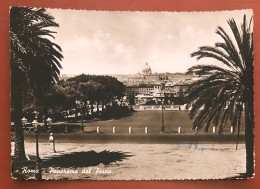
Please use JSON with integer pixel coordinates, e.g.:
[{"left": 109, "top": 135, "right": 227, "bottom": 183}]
[{"left": 142, "top": 62, "right": 152, "bottom": 75}]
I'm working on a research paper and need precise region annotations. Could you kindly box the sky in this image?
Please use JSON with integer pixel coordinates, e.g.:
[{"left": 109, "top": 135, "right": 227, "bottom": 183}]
[{"left": 47, "top": 9, "right": 253, "bottom": 75}]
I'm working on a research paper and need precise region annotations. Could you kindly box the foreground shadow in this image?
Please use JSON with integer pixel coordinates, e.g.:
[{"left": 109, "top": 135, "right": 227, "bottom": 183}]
[
  {"left": 12, "top": 150, "right": 133, "bottom": 179},
  {"left": 42, "top": 150, "right": 133, "bottom": 168}
]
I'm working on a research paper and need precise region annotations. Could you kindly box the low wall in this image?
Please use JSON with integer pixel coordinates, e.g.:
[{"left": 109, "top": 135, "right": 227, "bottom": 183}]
[{"left": 131, "top": 105, "right": 187, "bottom": 111}]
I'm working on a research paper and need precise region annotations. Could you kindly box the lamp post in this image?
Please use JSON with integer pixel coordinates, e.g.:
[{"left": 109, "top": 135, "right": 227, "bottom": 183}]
[
  {"left": 161, "top": 101, "right": 165, "bottom": 133},
  {"left": 46, "top": 117, "right": 52, "bottom": 132},
  {"left": 86, "top": 100, "right": 90, "bottom": 117},
  {"left": 76, "top": 99, "right": 84, "bottom": 131},
  {"left": 21, "top": 117, "right": 27, "bottom": 131},
  {"left": 32, "top": 120, "right": 43, "bottom": 180}
]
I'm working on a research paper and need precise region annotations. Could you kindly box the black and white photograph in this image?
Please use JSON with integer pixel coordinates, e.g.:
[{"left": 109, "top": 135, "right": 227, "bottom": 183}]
[{"left": 10, "top": 7, "right": 254, "bottom": 180}]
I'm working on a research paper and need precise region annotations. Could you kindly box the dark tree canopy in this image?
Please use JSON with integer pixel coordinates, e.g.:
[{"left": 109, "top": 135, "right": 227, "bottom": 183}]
[
  {"left": 67, "top": 74, "right": 125, "bottom": 100},
  {"left": 10, "top": 7, "right": 63, "bottom": 94}
]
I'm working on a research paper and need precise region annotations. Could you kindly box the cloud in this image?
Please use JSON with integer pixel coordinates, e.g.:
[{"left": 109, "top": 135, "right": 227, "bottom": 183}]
[
  {"left": 59, "top": 30, "right": 142, "bottom": 75},
  {"left": 114, "top": 43, "right": 125, "bottom": 54},
  {"left": 166, "top": 33, "right": 173, "bottom": 41},
  {"left": 48, "top": 9, "right": 253, "bottom": 75}
]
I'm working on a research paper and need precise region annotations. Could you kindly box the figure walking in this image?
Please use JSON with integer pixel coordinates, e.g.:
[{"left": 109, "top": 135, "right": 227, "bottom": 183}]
[{"left": 49, "top": 133, "right": 56, "bottom": 153}]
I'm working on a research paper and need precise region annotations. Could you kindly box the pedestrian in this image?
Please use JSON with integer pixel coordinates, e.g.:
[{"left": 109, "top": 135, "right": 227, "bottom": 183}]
[{"left": 49, "top": 133, "right": 56, "bottom": 153}]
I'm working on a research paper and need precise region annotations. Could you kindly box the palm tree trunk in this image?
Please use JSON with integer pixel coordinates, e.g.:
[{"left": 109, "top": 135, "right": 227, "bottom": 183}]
[
  {"left": 80, "top": 107, "right": 83, "bottom": 126},
  {"left": 245, "top": 100, "right": 254, "bottom": 177},
  {"left": 90, "top": 100, "right": 94, "bottom": 116},
  {"left": 97, "top": 100, "right": 100, "bottom": 114},
  {"left": 101, "top": 100, "right": 104, "bottom": 113},
  {"left": 13, "top": 81, "right": 27, "bottom": 161},
  {"left": 43, "top": 106, "right": 47, "bottom": 127},
  {"left": 75, "top": 108, "right": 78, "bottom": 122}
]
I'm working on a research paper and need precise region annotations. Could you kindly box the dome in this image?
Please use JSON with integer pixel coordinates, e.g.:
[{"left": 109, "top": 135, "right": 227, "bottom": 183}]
[
  {"left": 143, "top": 62, "right": 151, "bottom": 70},
  {"left": 142, "top": 62, "right": 152, "bottom": 75}
]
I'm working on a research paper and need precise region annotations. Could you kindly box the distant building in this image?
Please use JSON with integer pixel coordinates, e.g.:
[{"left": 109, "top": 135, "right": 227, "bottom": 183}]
[
  {"left": 153, "top": 83, "right": 163, "bottom": 90},
  {"left": 125, "top": 84, "right": 161, "bottom": 96},
  {"left": 142, "top": 62, "right": 152, "bottom": 75},
  {"left": 162, "top": 88, "right": 178, "bottom": 96},
  {"left": 138, "top": 84, "right": 154, "bottom": 95},
  {"left": 127, "top": 74, "right": 144, "bottom": 84},
  {"left": 164, "top": 82, "right": 175, "bottom": 90},
  {"left": 122, "top": 62, "right": 195, "bottom": 98},
  {"left": 173, "top": 83, "right": 189, "bottom": 92},
  {"left": 165, "top": 82, "right": 189, "bottom": 92},
  {"left": 125, "top": 86, "right": 139, "bottom": 96}
]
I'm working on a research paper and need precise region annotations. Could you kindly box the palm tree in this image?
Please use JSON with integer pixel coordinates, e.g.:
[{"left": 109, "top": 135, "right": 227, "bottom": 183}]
[
  {"left": 10, "top": 7, "right": 63, "bottom": 161},
  {"left": 186, "top": 15, "right": 254, "bottom": 177}
]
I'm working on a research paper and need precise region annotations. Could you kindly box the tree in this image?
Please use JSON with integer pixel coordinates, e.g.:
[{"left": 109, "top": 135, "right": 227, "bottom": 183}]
[
  {"left": 186, "top": 15, "right": 254, "bottom": 177},
  {"left": 67, "top": 74, "right": 125, "bottom": 113},
  {"left": 20, "top": 85, "right": 67, "bottom": 123},
  {"left": 177, "top": 89, "right": 184, "bottom": 110},
  {"left": 163, "top": 92, "right": 169, "bottom": 105},
  {"left": 129, "top": 92, "right": 135, "bottom": 110},
  {"left": 77, "top": 80, "right": 102, "bottom": 117},
  {"left": 40, "top": 85, "right": 67, "bottom": 119},
  {"left": 10, "top": 7, "right": 63, "bottom": 161},
  {"left": 60, "top": 80, "right": 79, "bottom": 110}
]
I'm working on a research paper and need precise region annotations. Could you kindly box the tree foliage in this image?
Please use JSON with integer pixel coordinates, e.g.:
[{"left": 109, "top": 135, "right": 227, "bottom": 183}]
[
  {"left": 186, "top": 15, "right": 254, "bottom": 177},
  {"left": 10, "top": 7, "right": 63, "bottom": 93},
  {"left": 10, "top": 7, "right": 63, "bottom": 160}
]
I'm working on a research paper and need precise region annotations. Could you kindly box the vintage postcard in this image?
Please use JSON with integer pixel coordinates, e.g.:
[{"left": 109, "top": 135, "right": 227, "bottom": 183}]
[{"left": 10, "top": 7, "right": 254, "bottom": 180}]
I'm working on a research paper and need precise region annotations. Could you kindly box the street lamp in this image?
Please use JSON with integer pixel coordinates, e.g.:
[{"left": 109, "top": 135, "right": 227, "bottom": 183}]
[
  {"left": 32, "top": 120, "right": 43, "bottom": 180},
  {"left": 21, "top": 117, "right": 27, "bottom": 130},
  {"left": 46, "top": 117, "right": 52, "bottom": 132},
  {"left": 161, "top": 101, "right": 165, "bottom": 133},
  {"left": 76, "top": 99, "right": 85, "bottom": 131}
]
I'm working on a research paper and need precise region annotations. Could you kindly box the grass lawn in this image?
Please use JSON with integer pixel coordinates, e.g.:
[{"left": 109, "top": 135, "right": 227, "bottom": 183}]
[
  {"left": 84, "top": 111, "right": 245, "bottom": 134},
  {"left": 20, "top": 111, "right": 245, "bottom": 143}
]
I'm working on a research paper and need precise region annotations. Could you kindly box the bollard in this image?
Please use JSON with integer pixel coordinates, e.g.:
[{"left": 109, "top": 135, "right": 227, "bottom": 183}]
[
  {"left": 213, "top": 126, "right": 216, "bottom": 133},
  {"left": 97, "top": 126, "right": 100, "bottom": 133},
  {"left": 178, "top": 127, "right": 181, "bottom": 133},
  {"left": 231, "top": 126, "right": 233, "bottom": 133},
  {"left": 113, "top": 127, "right": 116, "bottom": 133},
  {"left": 129, "top": 127, "right": 132, "bottom": 133},
  {"left": 65, "top": 126, "right": 68, "bottom": 133},
  {"left": 145, "top": 127, "right": 148, "bottom": 134}
]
